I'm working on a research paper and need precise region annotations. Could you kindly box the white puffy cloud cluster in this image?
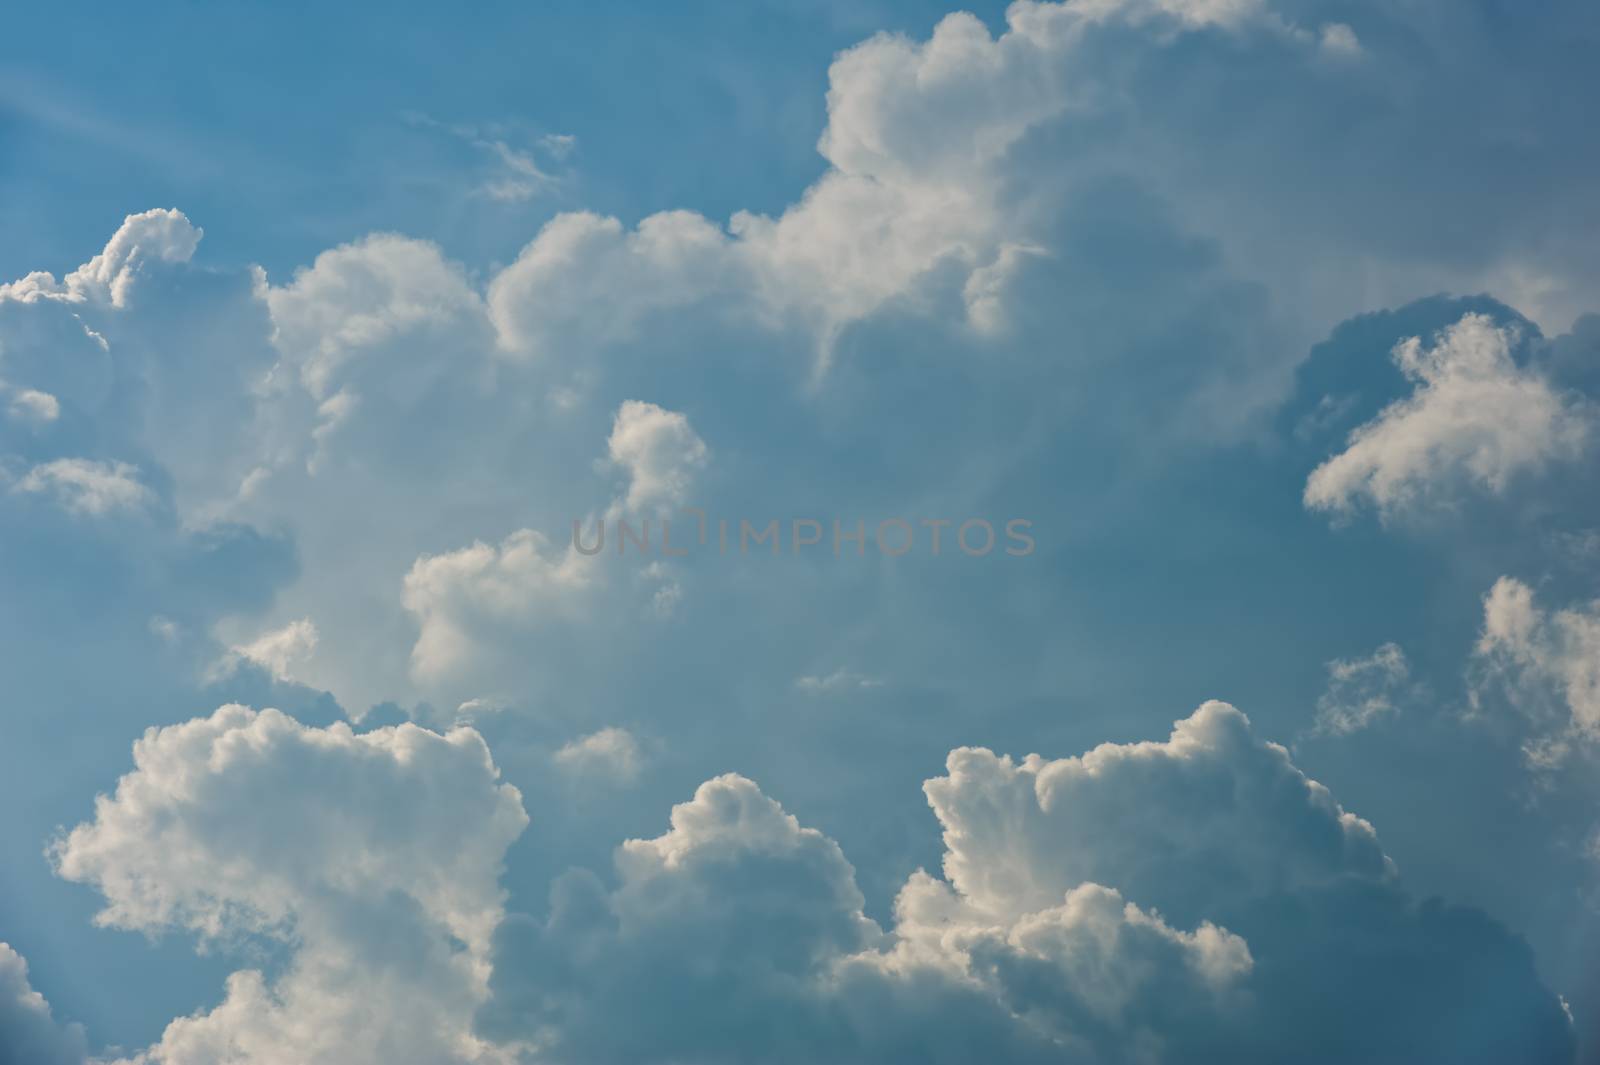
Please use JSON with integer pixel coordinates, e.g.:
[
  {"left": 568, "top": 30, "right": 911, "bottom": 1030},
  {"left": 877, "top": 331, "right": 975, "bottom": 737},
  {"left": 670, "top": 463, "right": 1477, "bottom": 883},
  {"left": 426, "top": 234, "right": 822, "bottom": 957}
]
[
  {"left": 0, "top": 942, "right": 88, "bottom": 1065},
  {"left": 50, "top": 705, "right": 528, "bottom": 1065},
  {"left": 0, "top": 0, "right": 1563, "bottom": 724},
  {"left": 0, "top": 209, "right": 202, "bottom": 308},
  {"left": 3, "top": 2, "right": 1597, "bottom": 1057},
  {"left": 482, "top": 701, "right": 1572, "bottom": 1063},
  {"left": 484, "top": 0, "right": 1304, "bottom": 373},
  {"left": 1474, "top": 576, "right": 1600, "bottom": 767},
  {"left": 1305, "top": 314, "right": 1591, "bottom": 519}
]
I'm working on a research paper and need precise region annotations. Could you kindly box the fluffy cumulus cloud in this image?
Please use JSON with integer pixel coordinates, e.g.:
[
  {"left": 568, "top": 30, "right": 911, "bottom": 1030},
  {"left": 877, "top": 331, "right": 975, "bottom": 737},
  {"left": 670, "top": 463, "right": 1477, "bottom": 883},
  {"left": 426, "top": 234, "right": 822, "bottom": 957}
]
[
  {"left": 605, "top": 400, "right": 708, "bottom": 515},
  {"left": 484, "top": 0, "right": 1304, "bottom": 374},
  {"left": 1473, "top": 576, "right": 1600, "bottom": 767},
  {"left": 5, "top": 1, "right": 1600, "bottom": 1059},
  {"left": 0, "top": 208, "right": 201, "bottom": 308},
  {"left": 263, "top": 233, "right": 488, "bottom": 404},
  {"left": 1305, "top": 314, "right": 1591, "bottom": 520},
  {"left": 0, "top": 942, "right": 88, "bottom": 1065},
  {"left": 51, "top": 706, "right": 528, "bottom": 1065},
  {"left": 481, "top": 702, "right": 1573, "bottom": 1063}
]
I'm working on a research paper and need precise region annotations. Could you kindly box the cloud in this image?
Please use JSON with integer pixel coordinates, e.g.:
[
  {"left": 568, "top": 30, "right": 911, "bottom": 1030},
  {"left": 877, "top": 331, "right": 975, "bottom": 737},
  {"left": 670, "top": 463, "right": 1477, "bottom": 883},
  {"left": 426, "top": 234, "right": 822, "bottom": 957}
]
[
  {"left": 1312, "top": 642, "right": 1412, "bottom": 736},
  {"left": 0, "top": 942, "right": 87, "bottom": 1065},
  {"left": 264, "top": 233, "right": 488, "bottom": 404},
  {"left": 1317, "top": 22, "right": 1362, "bottom": 59},
  {"left": 1473, "top": 576, "right": 1600, "bottom": 766},
  {"left": 795, "top": 668, "right": 884, "bottom": 694},
  {"left": 605, "top": 400, "right": 709, "bottom": 515},
  {"left": 51, "top": 705, "right": 528, "bottom": 1065},
  {"left": 399, "top": 398, "right": 704, "bottom": 700},
  {"left": 402, "top": 528, "right": 596, "bottom": 690},
  {"left": 3, "top": 383, "right": 60, "bottom": 425},
  {"left": 923, "top": 700, "right": 1390, "bottom": 923},
  {"left": 14, "top": 458, "right": 152, "bottom": 516},
  {"left": 486, "top": 210, "right": 741, "bottom": 360},
  {"left": 224, "top": 617, "right": 320, "bottom": 682},
  {"left": 476, "top": 140, "right": 558, "bottom": 203},
  {"left": 1305, "top": 314, "right": 1591, "bottom": 520},
  {"left": 0, "top": 208, "right": 201, "bottom": 308},
  {"left": 482, "top": 701, "right": 1573, "bottom": 1063},
  {"left": 553, "top": 727, "right": 644, "bottom": 784},
  {"left": 484, "top": 0, "right": 1292, "bottom": 373},
  {"left": 4, "top": 7, "right": 1598, "bottom": 1051},
  {"left": 400, "top": 113, "right": 573, "bottom": 203}
]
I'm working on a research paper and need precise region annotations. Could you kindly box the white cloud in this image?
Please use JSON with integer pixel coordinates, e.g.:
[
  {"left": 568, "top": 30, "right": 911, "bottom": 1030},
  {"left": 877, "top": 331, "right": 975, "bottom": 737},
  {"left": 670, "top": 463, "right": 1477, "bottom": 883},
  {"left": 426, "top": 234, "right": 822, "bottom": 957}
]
[
  {"left": 1312, "top": 642, "right": 1411, "bottom": 736},
  {"left": 264, "top": 233, "right": 488, "bottom": 403},
  {"left": 398, "top": 399, "right": 703, "bottom": 700},
  {"left": 401, "top": 113, "right": 571, "bottom": 203},
  {"left": 794, "top": 668, "right": 884, "bottom": 694},
  {"left": 484, "top": 701, "right": 1571, "bottom": 1063},
  {"left": 51, "top": 705, "right": 528, "bottom": 1065},
  {"left": 477, "top": 140, "right": 557, "bottom": 203},
  {"left": 487, "top": 210, "right": 740, "bottom": 360},
  {"left": 922, "top": 700, "right": 1390, "bottom": 923},
  {"left": 606, "top": 400, "right": 709, "bottom": 515},
  {"left": 553, "top": 726, "right": 644, "bottom": 783},
  {"left": 1317, "top": 22, "right": 1362, "bottom": 59},
  {"left": 0, "top": 208, "right": 201, "bottom": 308},
  {"left": 14, "top": 458, "right": 152, "bottom": 516},
  {"left": 225, "top": 617, "right": 320, "bottom": 682},
  {"left": 485, "top": 1, "right": 1280, "bottom": 373},
  {"left": 3, "top": 383, "right": 61, "bottom": 425},
  {"left": 402, "top": 529, "right": 596, "bottom": 689},
  {"left": 1473, "top": 576, "right": 1600, "bottom": 765},
  {"left": 1305, "top": 314, "right": 1590, "bottom": 519},
  {"left": 538, "top": 133, "right": 577, "bottom": 160},
  {"left": 0, "top": 943, "right": 87, "bottom": 1065}
]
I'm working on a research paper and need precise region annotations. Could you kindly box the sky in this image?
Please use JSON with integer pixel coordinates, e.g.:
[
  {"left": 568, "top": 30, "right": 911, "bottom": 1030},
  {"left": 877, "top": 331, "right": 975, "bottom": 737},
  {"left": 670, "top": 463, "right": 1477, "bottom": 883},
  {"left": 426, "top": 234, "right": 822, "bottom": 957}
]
[{"left": 2, "top": 1, "right": 1599, "bottom": 1062}]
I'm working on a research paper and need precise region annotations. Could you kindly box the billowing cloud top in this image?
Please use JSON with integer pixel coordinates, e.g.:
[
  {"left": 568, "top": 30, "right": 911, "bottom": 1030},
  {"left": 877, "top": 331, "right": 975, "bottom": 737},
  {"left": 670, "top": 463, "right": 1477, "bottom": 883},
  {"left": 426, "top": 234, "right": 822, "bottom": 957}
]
[{"left": 3, "top": 0, "right": 1599, "bottom": 1061}]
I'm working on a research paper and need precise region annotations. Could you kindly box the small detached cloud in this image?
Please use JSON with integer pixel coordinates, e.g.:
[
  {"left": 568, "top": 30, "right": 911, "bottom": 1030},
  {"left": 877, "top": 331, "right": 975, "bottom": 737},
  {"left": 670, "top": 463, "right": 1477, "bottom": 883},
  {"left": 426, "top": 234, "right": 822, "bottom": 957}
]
[
  {"left": 401, "top": 113, "right": 574, "bottom": 203},
  {"left": 794, "top": 668, "right": 884, "bottom": 695},
  {"left": 13, "top": 458, "right": 152, "bottom": 516},
  {"left": 1305, "top": 314, "right": 1590, "bottom": 521},
  {"left": 553, "top": 726, "right": 645, "bottom": 784},
  {"left": 2, "top": 383, "right": 61, "bottom": 425},
  {"left": 1311, "top": 642, "right": 1413, "bottom": 737}
]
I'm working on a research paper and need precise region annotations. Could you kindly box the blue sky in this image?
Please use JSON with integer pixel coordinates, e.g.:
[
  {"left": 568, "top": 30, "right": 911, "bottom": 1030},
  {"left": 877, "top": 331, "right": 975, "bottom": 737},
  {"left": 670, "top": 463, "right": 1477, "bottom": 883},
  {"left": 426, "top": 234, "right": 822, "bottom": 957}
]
[{"left": 2, "top": 2, "right": 1599, "bottom": 1063}]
